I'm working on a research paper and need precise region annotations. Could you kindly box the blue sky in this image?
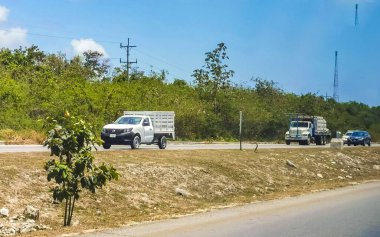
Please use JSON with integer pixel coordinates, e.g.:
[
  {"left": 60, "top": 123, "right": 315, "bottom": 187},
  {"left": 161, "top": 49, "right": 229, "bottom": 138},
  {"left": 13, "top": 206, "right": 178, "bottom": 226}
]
[{"left": 0, "top": 0, "right": 379, "bottom": 106}]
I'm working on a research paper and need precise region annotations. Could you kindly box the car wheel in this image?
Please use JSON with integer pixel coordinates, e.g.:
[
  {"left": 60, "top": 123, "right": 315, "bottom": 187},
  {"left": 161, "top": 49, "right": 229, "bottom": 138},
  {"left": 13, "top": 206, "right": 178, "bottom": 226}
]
[
  {"left": 368, "top": 141, "right": 371, "bottom": 146},
  {"left": 158, "top": 136, "right": 167, "bottom": 149},
  {"left": 131, "top": 135, "right": 140, "bottom": 149},
  {"left": 285, "top": 140, "right": 290, "bottom": 145},
  {"left": 102, "top": 143, "right": 111, "bottom": 149}
]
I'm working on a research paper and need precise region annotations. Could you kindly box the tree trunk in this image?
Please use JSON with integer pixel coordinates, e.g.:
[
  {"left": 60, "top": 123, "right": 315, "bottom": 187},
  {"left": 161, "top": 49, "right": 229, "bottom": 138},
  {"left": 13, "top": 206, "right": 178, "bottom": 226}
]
[{"left": 64, "top": 198, "right": 69, "bottom": 226}]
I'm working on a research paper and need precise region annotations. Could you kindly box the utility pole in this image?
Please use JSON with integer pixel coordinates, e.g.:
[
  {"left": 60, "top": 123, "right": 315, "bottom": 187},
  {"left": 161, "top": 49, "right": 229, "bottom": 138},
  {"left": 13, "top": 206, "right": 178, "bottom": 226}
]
[
  {"left": 325, "top": 92, "right": 332, "bottom": 101},
  {"left": 333, "top": 51, "right": 339, "bottom": 102},
  {"left": 239, "top": 111, "right": 243, "bottom": 150},
  {"left": 120, "top": 38, "right": 137, "bottom": 81}
]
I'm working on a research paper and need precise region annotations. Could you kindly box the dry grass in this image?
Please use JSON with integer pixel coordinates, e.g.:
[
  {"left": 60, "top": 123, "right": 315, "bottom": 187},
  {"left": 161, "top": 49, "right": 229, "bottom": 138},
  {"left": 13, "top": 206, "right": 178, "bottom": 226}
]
[
  {"left": 0, "top": 147, "right": 379, "bottom": 237},
  {"left": 0, "top": 129, "right": 45, "bottom": 145}
]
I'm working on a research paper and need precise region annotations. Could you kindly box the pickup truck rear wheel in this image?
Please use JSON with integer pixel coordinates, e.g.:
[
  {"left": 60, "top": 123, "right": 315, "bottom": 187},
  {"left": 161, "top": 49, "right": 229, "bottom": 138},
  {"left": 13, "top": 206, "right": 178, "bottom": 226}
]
[
  {"left": 131, "top": 135, "right": 140, "bottom": 149},
  {"left": 158, "top": 136, "right": 167, "bottom": 149}
]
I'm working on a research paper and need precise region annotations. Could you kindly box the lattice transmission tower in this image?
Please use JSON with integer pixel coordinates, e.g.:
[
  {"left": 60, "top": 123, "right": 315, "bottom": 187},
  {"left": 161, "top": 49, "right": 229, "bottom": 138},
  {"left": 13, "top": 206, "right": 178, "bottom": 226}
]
[{"left": 333, "top": 51, "right": 339, "bottom": 102}]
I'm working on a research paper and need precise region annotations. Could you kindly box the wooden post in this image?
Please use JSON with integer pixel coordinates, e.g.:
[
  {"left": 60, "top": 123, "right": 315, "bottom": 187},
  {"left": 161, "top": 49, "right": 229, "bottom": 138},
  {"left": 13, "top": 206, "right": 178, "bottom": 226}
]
[{"left": 239, "top": 111, "right": 242, "bottom": 150}]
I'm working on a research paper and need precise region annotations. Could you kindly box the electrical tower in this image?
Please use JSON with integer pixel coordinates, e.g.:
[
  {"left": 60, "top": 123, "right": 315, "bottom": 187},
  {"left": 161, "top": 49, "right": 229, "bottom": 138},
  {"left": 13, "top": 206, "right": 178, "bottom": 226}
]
[
  {"left": 333, "top": 51, "right": 339, "bottom": 102},
  {"left": 120, "top": 38, "right": 137, "bottom": 81},
  {"left": 355, "top": 3, "right": 359, "bottom": 26}
]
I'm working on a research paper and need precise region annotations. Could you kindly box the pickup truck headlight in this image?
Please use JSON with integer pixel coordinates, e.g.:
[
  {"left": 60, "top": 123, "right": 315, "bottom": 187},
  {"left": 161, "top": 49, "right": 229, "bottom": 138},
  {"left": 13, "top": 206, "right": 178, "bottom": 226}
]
[{"left": 123, "top": 128, "right": 133, "bottom": 133}]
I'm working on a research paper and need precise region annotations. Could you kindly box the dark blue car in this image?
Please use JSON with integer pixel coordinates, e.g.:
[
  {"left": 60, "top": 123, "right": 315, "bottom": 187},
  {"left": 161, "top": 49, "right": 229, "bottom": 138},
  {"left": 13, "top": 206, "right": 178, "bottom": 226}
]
[{"left": 347, "top": 131, "right": 371, "bottom": 146}]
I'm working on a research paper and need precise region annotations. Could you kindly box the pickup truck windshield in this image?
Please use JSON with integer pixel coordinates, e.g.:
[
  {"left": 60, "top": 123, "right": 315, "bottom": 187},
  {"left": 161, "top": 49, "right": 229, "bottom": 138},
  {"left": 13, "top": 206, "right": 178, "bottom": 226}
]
[
  {"left": 115, "top": 116, "right": 142, "bottom": 125},
  {"left": 290, "top": 121, "right": 309, "bottom": 128}
]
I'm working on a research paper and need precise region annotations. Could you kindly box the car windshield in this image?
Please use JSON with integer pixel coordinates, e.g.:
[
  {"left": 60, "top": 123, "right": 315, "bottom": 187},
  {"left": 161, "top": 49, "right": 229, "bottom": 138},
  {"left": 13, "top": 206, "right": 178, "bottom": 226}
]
[
  {"left": 352, "top": 131, "right": 365, "bottom": 137},
  {"left": 290, "top": 121, "right": 309, "bottom": 128},
  {"left": 345, "top": 132, "right": 353, "bottom": 136},
  {"left": 115, "top": 116, "right": 142, "bottom": 125}
]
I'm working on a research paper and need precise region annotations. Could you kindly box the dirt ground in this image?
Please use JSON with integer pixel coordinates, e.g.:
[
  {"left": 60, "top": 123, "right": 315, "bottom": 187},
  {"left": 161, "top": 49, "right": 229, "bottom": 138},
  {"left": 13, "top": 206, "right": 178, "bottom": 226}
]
[{"left": 0, "top": 147, "right": 379, "bottom": 236}]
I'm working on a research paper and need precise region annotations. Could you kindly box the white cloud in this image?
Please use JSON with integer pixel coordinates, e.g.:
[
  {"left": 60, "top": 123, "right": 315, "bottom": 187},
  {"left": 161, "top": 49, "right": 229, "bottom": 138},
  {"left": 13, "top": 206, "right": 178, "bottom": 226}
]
[
  {"left": 0, "top": 6, "right": 9, "bottom": 23},
  {"left": 0, "top": 27, "right": 28, "bottom": 48},
  {"left": 71, "top": 38, "right": 109, "bottom": 58},
  {"left": 0, "top": 5, "right": 28, "bottom": 49}
]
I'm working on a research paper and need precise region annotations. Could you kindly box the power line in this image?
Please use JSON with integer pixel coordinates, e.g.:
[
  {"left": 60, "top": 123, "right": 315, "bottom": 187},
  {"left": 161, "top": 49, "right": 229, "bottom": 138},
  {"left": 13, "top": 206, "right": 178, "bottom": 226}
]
[
  {"left": 0, "top": 27, "right": 120, "bottom": 45},
  {"left": 136, "top": 60, "right": 189, "bottom": 80},
  {"left": 134, "top": 48, "right": 191, "bottom": 74},
  {"left": 0, "top": 27, "right": 191, "bottom": 80}
]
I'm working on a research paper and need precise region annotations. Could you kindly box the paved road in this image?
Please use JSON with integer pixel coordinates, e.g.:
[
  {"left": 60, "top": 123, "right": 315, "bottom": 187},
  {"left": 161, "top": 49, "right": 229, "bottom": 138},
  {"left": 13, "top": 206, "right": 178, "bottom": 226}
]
[
  {"left": 79, "top": 181, "right": 380, "bottom": 237},
  {"left": 0, "top": 144, "right": 48, "bottom": 153},
  {"left": 0, "top": 142, "right": 378, "bottom": 153}
]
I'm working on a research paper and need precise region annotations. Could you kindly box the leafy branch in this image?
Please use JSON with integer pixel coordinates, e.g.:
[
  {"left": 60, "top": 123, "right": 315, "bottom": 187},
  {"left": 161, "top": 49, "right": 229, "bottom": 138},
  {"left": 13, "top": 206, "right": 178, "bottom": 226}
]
[{"left": 43, "top": 111, "right": 119, "bottom": 226}]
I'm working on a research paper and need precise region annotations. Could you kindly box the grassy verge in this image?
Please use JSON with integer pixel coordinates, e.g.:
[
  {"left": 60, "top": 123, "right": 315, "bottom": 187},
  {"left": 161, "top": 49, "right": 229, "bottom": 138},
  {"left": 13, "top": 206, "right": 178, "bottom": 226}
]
[
  {"left": 0, "top": 129, "right": 45, "bottom": 145},
  {"left": 0, "top": 147, "right": 379, "bottom": 236}
]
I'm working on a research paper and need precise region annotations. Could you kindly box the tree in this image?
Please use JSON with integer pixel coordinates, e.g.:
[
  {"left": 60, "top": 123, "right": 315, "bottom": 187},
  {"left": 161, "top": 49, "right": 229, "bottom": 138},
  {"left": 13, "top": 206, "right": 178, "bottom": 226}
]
[
  {"left": 43, "top": 111, "right": 119, "bottom": 226},
  {"left": 83, "top": 51, "right": 110, "bottom": 81},
  {"left": 192, "top": 42, "right": 234, "bottom": 111},
  {"left": 253, "top": 78, "right": 282, "bottom": 99}
]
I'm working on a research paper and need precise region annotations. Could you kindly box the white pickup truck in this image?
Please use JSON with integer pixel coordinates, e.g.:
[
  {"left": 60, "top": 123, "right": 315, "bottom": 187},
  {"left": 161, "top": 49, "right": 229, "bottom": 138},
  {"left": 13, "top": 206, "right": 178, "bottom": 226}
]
[{"left": 101, "top": 111, "right": 175, "bottom": 149}]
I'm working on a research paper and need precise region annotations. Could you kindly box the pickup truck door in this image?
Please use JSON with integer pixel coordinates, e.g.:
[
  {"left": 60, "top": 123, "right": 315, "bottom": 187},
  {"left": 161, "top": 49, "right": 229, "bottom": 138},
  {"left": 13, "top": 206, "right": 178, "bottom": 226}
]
[{"left": 142, "top": 118, "right": 154, "bottom": 143}]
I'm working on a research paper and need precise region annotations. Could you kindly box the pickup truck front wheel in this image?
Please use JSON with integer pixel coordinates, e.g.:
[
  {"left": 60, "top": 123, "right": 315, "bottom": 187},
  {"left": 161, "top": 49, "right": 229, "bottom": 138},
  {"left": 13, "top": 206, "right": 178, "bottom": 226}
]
[
  {"left": 131, "top": 135, "right": 140, "bottom": 149},
  {"left": 102, "top": 143, "right": 111, "bottom": 149},
  {"left": 158, "top": 136, "right": 167, "bottom": 149}
]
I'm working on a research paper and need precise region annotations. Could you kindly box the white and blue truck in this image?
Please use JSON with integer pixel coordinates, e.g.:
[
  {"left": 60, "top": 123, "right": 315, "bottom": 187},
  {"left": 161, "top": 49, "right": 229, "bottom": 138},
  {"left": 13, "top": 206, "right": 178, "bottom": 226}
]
[
  {"left": 101, "top": 111, "right": 175, "bottom": 149},
  {"left": 285, "top": 115, "right": 331, "bottom": 145}
]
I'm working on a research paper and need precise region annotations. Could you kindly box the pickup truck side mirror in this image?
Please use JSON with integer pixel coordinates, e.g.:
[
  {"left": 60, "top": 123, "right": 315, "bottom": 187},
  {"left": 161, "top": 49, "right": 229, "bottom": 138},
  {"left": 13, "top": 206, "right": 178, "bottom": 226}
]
[{"left": 143, "top": 121, "right": 150, "bottom": 126}]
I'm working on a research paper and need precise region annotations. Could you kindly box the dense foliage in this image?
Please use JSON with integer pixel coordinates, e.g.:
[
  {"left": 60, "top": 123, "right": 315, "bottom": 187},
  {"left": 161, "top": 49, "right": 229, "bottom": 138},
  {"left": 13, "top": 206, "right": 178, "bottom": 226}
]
[{"left": 0, "top": 45, "right": 379, "bottom": 142}]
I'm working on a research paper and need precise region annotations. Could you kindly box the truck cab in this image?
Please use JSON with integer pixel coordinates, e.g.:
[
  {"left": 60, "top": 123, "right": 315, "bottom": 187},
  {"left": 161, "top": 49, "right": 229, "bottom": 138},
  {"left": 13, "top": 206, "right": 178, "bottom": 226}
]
[
  {"left": 101, "top": 115, "right": 154, "bottom": 149},
  {"left": 285, "top": 121, "right": 313, "bottom": 145}
]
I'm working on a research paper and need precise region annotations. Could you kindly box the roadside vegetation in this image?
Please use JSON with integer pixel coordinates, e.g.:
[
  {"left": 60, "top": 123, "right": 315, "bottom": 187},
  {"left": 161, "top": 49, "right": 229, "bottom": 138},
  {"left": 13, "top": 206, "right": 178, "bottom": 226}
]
[
  {"left": 1, "top": 43, "right": 379, "bottom": 237},
  {"left": 0, "top": 148, "right": 379, "bottom": 236},
  {"left": 43, "top": 112, "right": 119, "bottom": 226},
  {"left": 0, "top": 44, "right": 379, "bottom": 143}
]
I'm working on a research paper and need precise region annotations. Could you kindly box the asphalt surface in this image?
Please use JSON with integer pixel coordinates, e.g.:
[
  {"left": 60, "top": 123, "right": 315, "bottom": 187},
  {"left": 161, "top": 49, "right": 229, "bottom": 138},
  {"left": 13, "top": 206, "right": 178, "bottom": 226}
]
[
  {"left": 0, "top": 142, "right": 378, "bottom": 153},
  {"left": 79, "top": 181, "right": 380, "bottom": 237}
]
